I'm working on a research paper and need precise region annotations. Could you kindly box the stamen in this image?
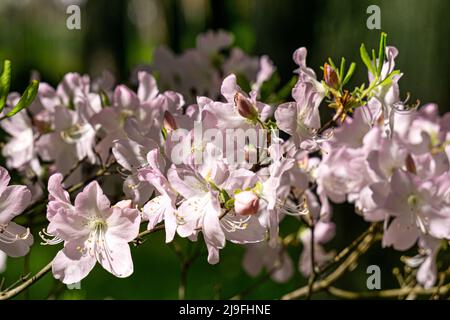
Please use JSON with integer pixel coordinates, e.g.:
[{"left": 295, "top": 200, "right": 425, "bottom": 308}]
[
  {"left": 415, "top": 214, "right": 429, "bottom": 234},
  {"left": 221, "top": 215, "right": 251, "bottom": 233},
  {"left": 116, "top": 166, "right": 131, "bottom": 179},
  {"left": 174, "top": 210, "right": 187, "bottom": 225},
  {"left": 277, "top": 197, "right": 309, "bottom": 216},
  {"left": 39, "top": 228, "right": 63, "bottom": 246},
  {"left": 0, "top": 224, "right": 31, "bottom": 244},
  {"left": 392, "top": 93, "right": 419, "bottom": 114},
  {"left": 60, "top": 123, "right": 91, "bottom": 144}
]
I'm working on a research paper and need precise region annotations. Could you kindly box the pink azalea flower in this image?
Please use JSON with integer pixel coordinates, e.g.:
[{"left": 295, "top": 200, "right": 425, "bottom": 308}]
[
  {"left": 243, "top": 240, "right": 293, "bottom": 283},
  {"left": 403, "top": 235, "right": 441, "bottom": 289},
  {"left": 93, "top": 84, "right": 147, "bottom": 162},
  {"left": 299, "top": 221, "right": 336, "bottom": 277},
  {"left": 259, "top": 154, "right": 295, "bottom": 247},
  {"left": 56, "top": 73, "right": 91, "bottom": 107},
  {"left": 366, "top": 46, "right": 403, "bottom": 136},
  {"left": 316, "top": 146, "right": 370, "bottom": 204},
  {"left": 196, "top": 30, "right": 234, "bottom": 55},
  {"left": 398, "top": 104, "right": 443, "bottom": 154},
  {"left": 416, "top": 236, "right": 440, "bottom": 289},
  {"left": 317, "top": 115, "right": 383, "bottom": 206},
  {"left": 329, "top": 107, "right": 372, "bottom": 149},
  {"left": 153, "top": 30, "right": 269, "bottom": 102},
  {"left": 112, "top": 123, "right": 158, "bottom": 206},
  {"left": 47, "top": 179, "right": 141, "bottom": 284},
  {"left": 1, "top": 93, "right": 41, "bottom": 175},
  {"left": 222, "top": 48, "right": 259, "bottom": 86},
  {"left": 37, "top": 73, "right": 101, "bottom": 122},
  {"left": 160, "top": 144, "right": 266, "bottom": 264},
  {"left": 0, "top": 166, "right": 33, "bottom": 257},
  {"left": 234, "top": 190, "right": 259, "bottom": 216},
  {"left": 36, "top": 105, "right": 97, "bottom": 176},
  {"left": 166, "top": 149, "right": 228, "bottom": 264},
  {"left": 220, "top": 168, "right": 266, "bottom": 245},
  {"left": 251, "top": 55, "right": 275, "bottom": 94},
  {"left": 274, "top": 48, "right": 328, "bottom": 151},
  {"left": 355, "top": 182, "right": 390, "bottom": 222},
  {"left": 202, "top": 74, "right": 272, "bottom": 130},
  {"left": 366, "top": 133, "right": 408, "bottom": 181},
  {"left": 46, "top": 173, "right": 73, "bottom": 223},
  {"left": 381, "top": 169, "right": 450, "bottom": 250},
  {"left": 292, "top": 47, "right": 326, "bottom": 127},
  {"left": 138, "top": 148, "right": 178, "bottom": 243},
  {"left": 93, "top": 73, "right": 184, "bottom": 162},
  {"left": 435, "top": 172, "right": 450, "bottom": 206}
]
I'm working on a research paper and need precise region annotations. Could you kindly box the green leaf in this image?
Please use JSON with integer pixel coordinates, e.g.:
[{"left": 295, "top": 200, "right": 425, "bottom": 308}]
[
  {"left": 219, "top": 189, "right": 231, "bottom": 204},
  {"left": 360, "top": 43, "right": 376, "bottom": 75},
  {"left": 225, "top": 198, "right": 235, "bottom": 210},
  {"left": 161, "top": 126, "right": 168, "bottom": 140},
  {"left": 339, "top": 57, "right": 346, "bottom": 82},
  {"left": 327, "top": 57, "right": 337, "bottom": 70},
  {"left": 378, "top": 70, "right": 401, "bottom": 87},
  {"left": 99, "top": 90, "right": 110, "bottom": 107},
  {"left": 5, "top": 80, "right": 39, "bottom": 118},
  {"left": 377, "top": 32, "right": 387, "bottom": 76},
  {"left": 0, "top": 60, "right": 12, "bottom": 112},
  {"left": 342, "top": 62, "right": 356, "bottom": 86}
]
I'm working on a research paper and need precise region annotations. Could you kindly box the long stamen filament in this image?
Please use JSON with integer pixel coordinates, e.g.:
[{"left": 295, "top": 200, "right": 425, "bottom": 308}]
[
  {"left": 0, "top": 224, "right": 31, "bottom": 244},
  {"left": 39, "top": 228, "right": 63, "bottom": 245},
  {"left": 221, "top": 215, "right": 251, "bottom": 233}
]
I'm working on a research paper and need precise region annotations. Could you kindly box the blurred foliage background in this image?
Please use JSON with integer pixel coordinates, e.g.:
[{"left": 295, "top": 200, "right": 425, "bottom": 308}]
[{"left": 1, "top": 0, "right": 450, "bottom": 299}]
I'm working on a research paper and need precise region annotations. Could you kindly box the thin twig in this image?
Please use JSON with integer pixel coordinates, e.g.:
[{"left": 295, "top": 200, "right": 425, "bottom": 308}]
[
  {"left": 306, "top": 215, "right": 317, "bottom": 300},
  {"left": 133, "top": 224, "right": 165, "bottom": 246},
  {"left": 230, "top": 234, "right": 298, "bottom": 300},
  {"left": 281, "top": 227, "right": 378, "bottom": 300},
  {"left": 327, "top": 283, "right": 450, "bottom": 299},
  {"left": 21, "top": 162, "right": 114, "bottom": 219},
  {"left": 1, "top": 222, "right": 166, "bottom": 300},
  {"left": 67, "top": 165, "right": 112, "bottom": 194},
  {"left": 0, "top": 262, "right": 52, "bottom": 300},
  {"left": 62, "top": 156, "right": 87, "bottom": 183},
  {"left": 316, "top": 223, "right": 380, "bottom": 275}
]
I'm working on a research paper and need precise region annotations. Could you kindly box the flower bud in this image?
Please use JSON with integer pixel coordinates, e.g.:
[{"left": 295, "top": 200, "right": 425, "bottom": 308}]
[
  {"left": 234, "top": 190, "right": 259, "bottom": 215},
  {"left": 234, "top": 92, "right": 258, "bottom": 120},
  {"left": 323, "top": 63, "right": 339, "bottom": 89},
  {"left": 405, "top": 154, "right": 417, "bottom": 174},
  {"left": 163, "top": 111, "right": 177, "bottom": 132}
]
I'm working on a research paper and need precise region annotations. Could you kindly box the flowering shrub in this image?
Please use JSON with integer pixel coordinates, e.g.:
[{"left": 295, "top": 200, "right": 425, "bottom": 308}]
[{"left": 1, "top": 31, "right": 450, "bottom": 299}]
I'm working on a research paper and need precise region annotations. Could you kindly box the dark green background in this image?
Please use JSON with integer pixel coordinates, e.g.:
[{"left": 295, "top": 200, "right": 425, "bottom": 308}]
[{"left": 1, "top": 0, "right": 449, "bottom": 299}]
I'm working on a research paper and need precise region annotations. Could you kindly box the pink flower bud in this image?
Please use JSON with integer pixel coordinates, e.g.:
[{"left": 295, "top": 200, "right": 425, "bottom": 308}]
[
  {"left": 163, "top": 111, "right": 178, "bottom": 132},
  {"left": 323, "top": 63, "right": 339, "bottom": 89},
  {"left": 234, "top": 191, "right": 259, "bottom": 215},
  {"left": 405, "top": 154, "right": 416, "bottom": 174},
  {"left": 234, "top": 92, "right": 258, "bottom": 120}
]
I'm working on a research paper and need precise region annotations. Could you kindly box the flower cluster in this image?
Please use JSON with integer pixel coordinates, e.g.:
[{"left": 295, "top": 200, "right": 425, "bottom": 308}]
[
  {"left": 150, "top": 30, "right": 274, "bottom": 103},
  {"left": 318, "top": 102, "right": 450, "bottom": 287},
  {"left": 1, "top": 31, "right": 449, "bottom": 292}
]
